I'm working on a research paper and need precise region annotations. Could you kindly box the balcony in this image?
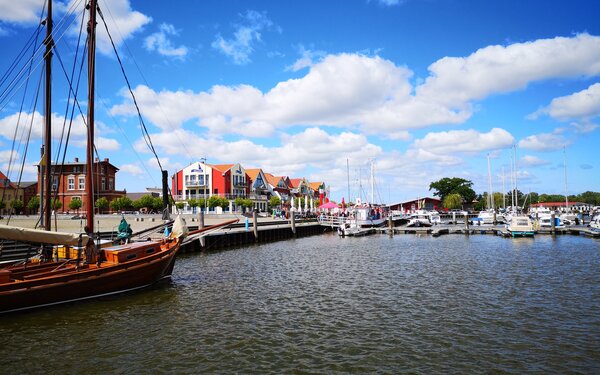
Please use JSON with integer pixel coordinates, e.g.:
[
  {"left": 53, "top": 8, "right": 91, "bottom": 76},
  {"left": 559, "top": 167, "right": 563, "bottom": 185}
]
[
  {"left": 185, "top": 180, "right": 207, "bottom": 187},
  {"left": 173, "top": 192, "right": 272, "bottom": 202}
]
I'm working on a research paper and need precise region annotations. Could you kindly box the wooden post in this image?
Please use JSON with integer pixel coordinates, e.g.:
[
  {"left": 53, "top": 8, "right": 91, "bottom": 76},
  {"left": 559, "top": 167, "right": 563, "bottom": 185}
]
[
  {"left": 493, "top": 212, "right": 497, "bottom": 225},
  {"left": 452, "top": 211, "right": 456, "bottom": 225},
  {"left": 464, "top": 213, "right": 469, "bottom": 234},
  {"left": 551, "top": 212, "right": 556, "bottom": 234},
  {"left": 291, "top": 211, "right": 296, "bottom": 236},
  {"left": 253, "top": 210, "right": 258, "bottom": 242},
  {"left": 198, "top": 210, "right": 205, "bottom": 248},
  {"left": 388, "top": 216, "right": 393, "bottom": 236}
]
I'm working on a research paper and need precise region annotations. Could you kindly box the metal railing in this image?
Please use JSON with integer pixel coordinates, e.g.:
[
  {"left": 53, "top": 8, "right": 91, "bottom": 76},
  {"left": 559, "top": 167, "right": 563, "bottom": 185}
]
[{"left": 317, "top": 214, "right": 348, "bottom": 228}]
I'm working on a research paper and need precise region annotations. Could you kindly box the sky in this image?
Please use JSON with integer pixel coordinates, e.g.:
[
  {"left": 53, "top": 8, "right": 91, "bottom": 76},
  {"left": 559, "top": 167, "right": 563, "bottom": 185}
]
[{"left": 0, "top": 0, "right": 599, "bottom": 204}]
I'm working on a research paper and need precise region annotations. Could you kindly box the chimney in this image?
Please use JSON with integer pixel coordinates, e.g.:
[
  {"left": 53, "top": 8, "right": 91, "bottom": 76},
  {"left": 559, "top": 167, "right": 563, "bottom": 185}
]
[
  {"left": 74, "top": 157, "right": 79, "bottom": 162},
  {"left": 104, "top": 158, "right": 109, "bottom": 162}
]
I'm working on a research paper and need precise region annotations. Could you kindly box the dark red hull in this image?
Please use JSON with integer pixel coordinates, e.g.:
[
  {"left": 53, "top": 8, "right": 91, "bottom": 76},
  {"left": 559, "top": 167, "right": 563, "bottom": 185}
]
[{"left": 0, "top": 240, "right": 180, "bottom": 314}]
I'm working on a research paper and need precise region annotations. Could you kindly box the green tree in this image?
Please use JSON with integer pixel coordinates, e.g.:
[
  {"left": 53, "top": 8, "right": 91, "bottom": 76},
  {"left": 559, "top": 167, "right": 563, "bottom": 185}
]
[
  {"left": 10, "top": 199, "right": 24, "bottom": 214},
  {"left": 110, "top": 196, "right": 133, "bottom": 212},
  {"left": 234, "top": 197, "right": 253, "bottom": 212},
  {"left": 443, "top": 193, "right": 463, "bottom": 210},
  {"left": 208, "top": 195, "right": 221, "bottom": 209},
  {"left": 68, "top": 198, "right": 82, "bottom": 214},
  {"left": 152, "top": 197, "right": 163, "bottom": 212},
  {"left": 95, "top": 197, "right": 109, "bottom": 213},
  {"left": 51, "top": 198, "right": 62, "bottom": 211},
  {"left": 27, "top": 196, "right": 40, "bottom": 213},
  {"left": 429, "top": 177, "right": 476, "bottom": 203},
  {"left": 188, "top": 198, "right": 198, "bottom": 213},
  {"left": 218, "top": 197, "right": 230, "bottom": 210},
  {"left": 175, "top": 201, "right": 185, "bottom": 210},
  {"left": 269, "top": 196, "right": 281, "bottom": 209},
  {"left": 196, "top": 198, "right": 206, "bottom": 212},
  {"left": 242, "top": 198, "right": 253, "bottom": 210},
  {"left": 133, "top": 194, "right": 155, "bottom": 212}
]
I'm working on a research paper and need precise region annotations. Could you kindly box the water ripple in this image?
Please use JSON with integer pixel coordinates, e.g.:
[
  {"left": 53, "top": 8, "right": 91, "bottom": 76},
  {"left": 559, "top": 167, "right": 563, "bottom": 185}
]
[{"left": 1, "top": 234, "right": 599, "bottom": 373}]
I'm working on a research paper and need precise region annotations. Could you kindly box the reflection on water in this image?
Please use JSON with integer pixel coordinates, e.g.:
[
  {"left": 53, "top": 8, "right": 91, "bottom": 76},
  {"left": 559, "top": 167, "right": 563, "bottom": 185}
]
[{"left": 1, "top": 234, "right": 599, "bottom": 373}]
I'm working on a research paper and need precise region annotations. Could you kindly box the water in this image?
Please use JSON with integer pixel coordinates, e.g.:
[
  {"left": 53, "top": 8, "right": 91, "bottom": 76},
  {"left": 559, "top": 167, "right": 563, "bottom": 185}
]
[{"left": 1, "top": 234, "right": 599, "bottom": 373}]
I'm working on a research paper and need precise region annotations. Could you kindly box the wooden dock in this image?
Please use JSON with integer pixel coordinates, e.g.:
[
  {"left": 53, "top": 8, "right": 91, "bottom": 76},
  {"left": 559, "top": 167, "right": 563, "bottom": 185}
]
[{"left": 375, "top": 224, "right": 600, "bottom": 238}]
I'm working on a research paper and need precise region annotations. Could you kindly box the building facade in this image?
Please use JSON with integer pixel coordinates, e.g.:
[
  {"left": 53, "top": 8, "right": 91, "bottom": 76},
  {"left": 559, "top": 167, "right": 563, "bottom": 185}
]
[
  {"left": 37, "top": 157, "right": 126, "bottom": 214},
  {"left": 172, "top": 162, "right": 326, "bottom": 214}
]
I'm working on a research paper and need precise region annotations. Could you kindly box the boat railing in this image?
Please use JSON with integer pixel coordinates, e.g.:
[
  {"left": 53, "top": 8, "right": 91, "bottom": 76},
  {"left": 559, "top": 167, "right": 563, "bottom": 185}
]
[{"left": 318, "top": 214, "right": 348, "bottom": 228}]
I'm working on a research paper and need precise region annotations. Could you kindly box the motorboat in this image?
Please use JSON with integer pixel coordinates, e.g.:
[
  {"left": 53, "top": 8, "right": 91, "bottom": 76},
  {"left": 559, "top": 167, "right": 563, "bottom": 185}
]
[
  {"left": 406, "top": 211, "right": 433, "bottom": 227},
  {"left": 507, "top": 215, "right": 535, "bottom": 237}
]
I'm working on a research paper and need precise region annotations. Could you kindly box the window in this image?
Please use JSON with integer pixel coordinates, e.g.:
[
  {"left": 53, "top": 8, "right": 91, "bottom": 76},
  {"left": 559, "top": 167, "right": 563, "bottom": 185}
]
[
  {"left": 68, "top": 176, "right": 75, "bottom": 190},
  {"left": 108, "top": 178, "right": 114, "bottom": 190},
  {"left": 101, "top": 177, "right": 106, "bottom": 191},
  {"left": 78, "top": 176, "right": 85, "bottom": 190},
  {"left": 198, "top": 175, "right": 204, "bottom": 186},
  {"left": 51, "top": 176, "right": 58, "bottom": 191}
]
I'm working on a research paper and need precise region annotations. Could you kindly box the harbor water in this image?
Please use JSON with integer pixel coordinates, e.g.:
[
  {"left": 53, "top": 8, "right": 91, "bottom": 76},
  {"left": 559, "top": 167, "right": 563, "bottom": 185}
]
[{"left": 1, "top": 234, "right": 599, "bottom": 373}]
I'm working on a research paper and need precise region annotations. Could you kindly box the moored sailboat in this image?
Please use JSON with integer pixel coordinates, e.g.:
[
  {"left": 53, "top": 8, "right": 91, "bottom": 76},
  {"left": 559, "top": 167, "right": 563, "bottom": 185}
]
[{"left": 0, "top": 0, "right": 236, "bottom": 314}]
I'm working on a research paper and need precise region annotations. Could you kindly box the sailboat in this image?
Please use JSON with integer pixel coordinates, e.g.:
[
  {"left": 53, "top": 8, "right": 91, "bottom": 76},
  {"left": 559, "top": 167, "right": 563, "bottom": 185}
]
[
  {"left": 506, "top": 146, "right": 535, "bottom": 237},
  {"left": 0, "top": 0, "right": 236, "bottom": 314}
]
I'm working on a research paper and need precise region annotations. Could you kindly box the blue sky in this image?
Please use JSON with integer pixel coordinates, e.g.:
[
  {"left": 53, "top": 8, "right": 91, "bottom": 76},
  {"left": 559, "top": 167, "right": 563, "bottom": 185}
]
[{"left": 1, "top": 0, "right": 599, "bottom": 204}]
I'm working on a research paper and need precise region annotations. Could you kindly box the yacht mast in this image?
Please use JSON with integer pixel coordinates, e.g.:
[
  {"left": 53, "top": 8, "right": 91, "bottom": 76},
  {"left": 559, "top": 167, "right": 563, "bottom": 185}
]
[
  {"left": 370, "top": 159, "right": 374, "bottom": 205},
  {"left": 43, "top": 0, "right": 53, "bottom": 231},
  {"left": 502, "top": 166, "right": 506, "bottom": 210},
  {"left": 487, "top": 154, "right": 494, "bottom": 211},
  {"left": 564, "top": 146, "right": 569, "bottom": 211},
  {"left": 86, "top": 0, "right": 97, "bottom": 233},
  {"left": 346, "top": 158, "right": 350, "bottom": 204}
]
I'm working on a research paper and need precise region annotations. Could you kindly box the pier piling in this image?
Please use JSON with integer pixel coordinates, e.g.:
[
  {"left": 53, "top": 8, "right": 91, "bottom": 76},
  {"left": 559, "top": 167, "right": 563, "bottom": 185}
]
[{"left": 253, "top": 211, "right": 258, "bottom": 242}]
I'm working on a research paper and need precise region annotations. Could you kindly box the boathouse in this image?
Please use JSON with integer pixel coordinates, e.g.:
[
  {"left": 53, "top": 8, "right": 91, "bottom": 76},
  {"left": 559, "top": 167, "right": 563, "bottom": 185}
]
[{"left": 386, "top": 197, "right": 442, "bottom": 212}]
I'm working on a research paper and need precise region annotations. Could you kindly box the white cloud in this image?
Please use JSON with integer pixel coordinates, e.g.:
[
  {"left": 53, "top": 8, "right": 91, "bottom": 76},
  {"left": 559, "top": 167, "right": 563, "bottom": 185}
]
[
  {"left": 520, "top": 155, "right": 550, "bottom": 167},
  {"left": 518, "top": 133, "right": 570, "bottom": 151},
  {"left": 417, "top": 34, "right": 600, "bottom": 108},
  {"left": 0, "top": 0, "right": 49, "bottom": 24},
  {"left": 212, "top": 10, "right": 274, "bottom": 65},
  {"left": 412, "top": 128, "right": 515, "bottom": 154},
  {"left": 0, "top": 111, "right": 87, "bottom": 141},
  {"left": 530, "top": 82, "right": 600, "bottom": 121},
  {"left": 286, "top": 46, "right": 326, "bottom": 72},
  {"left": 96, "top": 137, "right": 121, "bottom": 151},
  {"left": 569, "top": 121, "right": 599, "bottom": 134},
  {"left": 144, "top": 23, "right": 188, "bottom": 59},
  {"left": 119, "top": 163, "right": 144, "bottom": 176},
  {"left": 71, "top": 0, "right": 151, "bottom": 55},
  {"left": 112, "top": 34, "right": 600, "bottom": 139}
]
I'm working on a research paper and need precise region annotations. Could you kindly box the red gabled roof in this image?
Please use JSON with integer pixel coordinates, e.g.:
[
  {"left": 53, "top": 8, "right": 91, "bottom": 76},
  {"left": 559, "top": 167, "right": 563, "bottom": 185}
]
[
  {"left": 289, "top": 178, "right": 302, "bottom": 188},
  {"left": 209, "top": 164, "right": 235, "bottom": 173},
  {"left": 0, "top": 171, "right": 15, "bottom": 188},
  {"left": 531, "top": 202, "right": 587, "bottom": 207},
  {"left": 245, "top": 168, "right": 262, "bottom": 180},
  {"left": 264, "top": 173, "right": 282, "bottom": 187}
]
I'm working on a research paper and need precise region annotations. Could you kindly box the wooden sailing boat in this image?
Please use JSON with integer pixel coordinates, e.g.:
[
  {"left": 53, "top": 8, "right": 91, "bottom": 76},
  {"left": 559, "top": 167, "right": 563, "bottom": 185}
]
[{"left": 0, "top": 0, "right": 236, "bottom": 314}]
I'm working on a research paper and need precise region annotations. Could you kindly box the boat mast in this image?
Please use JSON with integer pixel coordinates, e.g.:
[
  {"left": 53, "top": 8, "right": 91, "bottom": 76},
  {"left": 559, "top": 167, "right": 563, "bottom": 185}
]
[
  {"left": 43, "top": 0, "right": 53, "bottom": 231},
  {"left": 370, "top": 159, "right": 374, "bottom": 205},
  {"left": 346, "top": 158, "right": 350, "bottom": 204},
  {"left": 86, "top": 0, "right": 97, "bottom": 233},
  {"left": 513, "top": 145, "right": 518, "bottom": 212},
  {"left": 564, "top": 146, "right": 569, "bottom": 212},
  {"left": 502, "top": 166, "right": 506, "bottom": 210},
  {"left": 487, "top": 154, "right": 494, "bottom": 211}
]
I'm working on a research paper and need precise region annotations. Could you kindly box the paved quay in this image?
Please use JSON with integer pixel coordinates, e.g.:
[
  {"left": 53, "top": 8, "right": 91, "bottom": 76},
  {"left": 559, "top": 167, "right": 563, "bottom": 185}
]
[{"left": 0, "top": 213, "right": 284, "bottom": 234}]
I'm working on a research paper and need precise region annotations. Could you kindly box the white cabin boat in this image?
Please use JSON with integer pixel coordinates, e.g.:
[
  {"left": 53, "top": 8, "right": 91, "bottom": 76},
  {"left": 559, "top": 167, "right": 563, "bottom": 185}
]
[
  {"left": 406, "top": 211, "right": 433, "bottom": 227},
  {"left": 507, "top": 215, "right": 535, "bottom": 237}
]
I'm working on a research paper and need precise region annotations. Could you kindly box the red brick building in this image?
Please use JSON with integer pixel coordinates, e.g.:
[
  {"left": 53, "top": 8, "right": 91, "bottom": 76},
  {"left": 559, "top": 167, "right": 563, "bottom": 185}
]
[{"left": 38, "top": 157, "right": 126, "bottom": 214}]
